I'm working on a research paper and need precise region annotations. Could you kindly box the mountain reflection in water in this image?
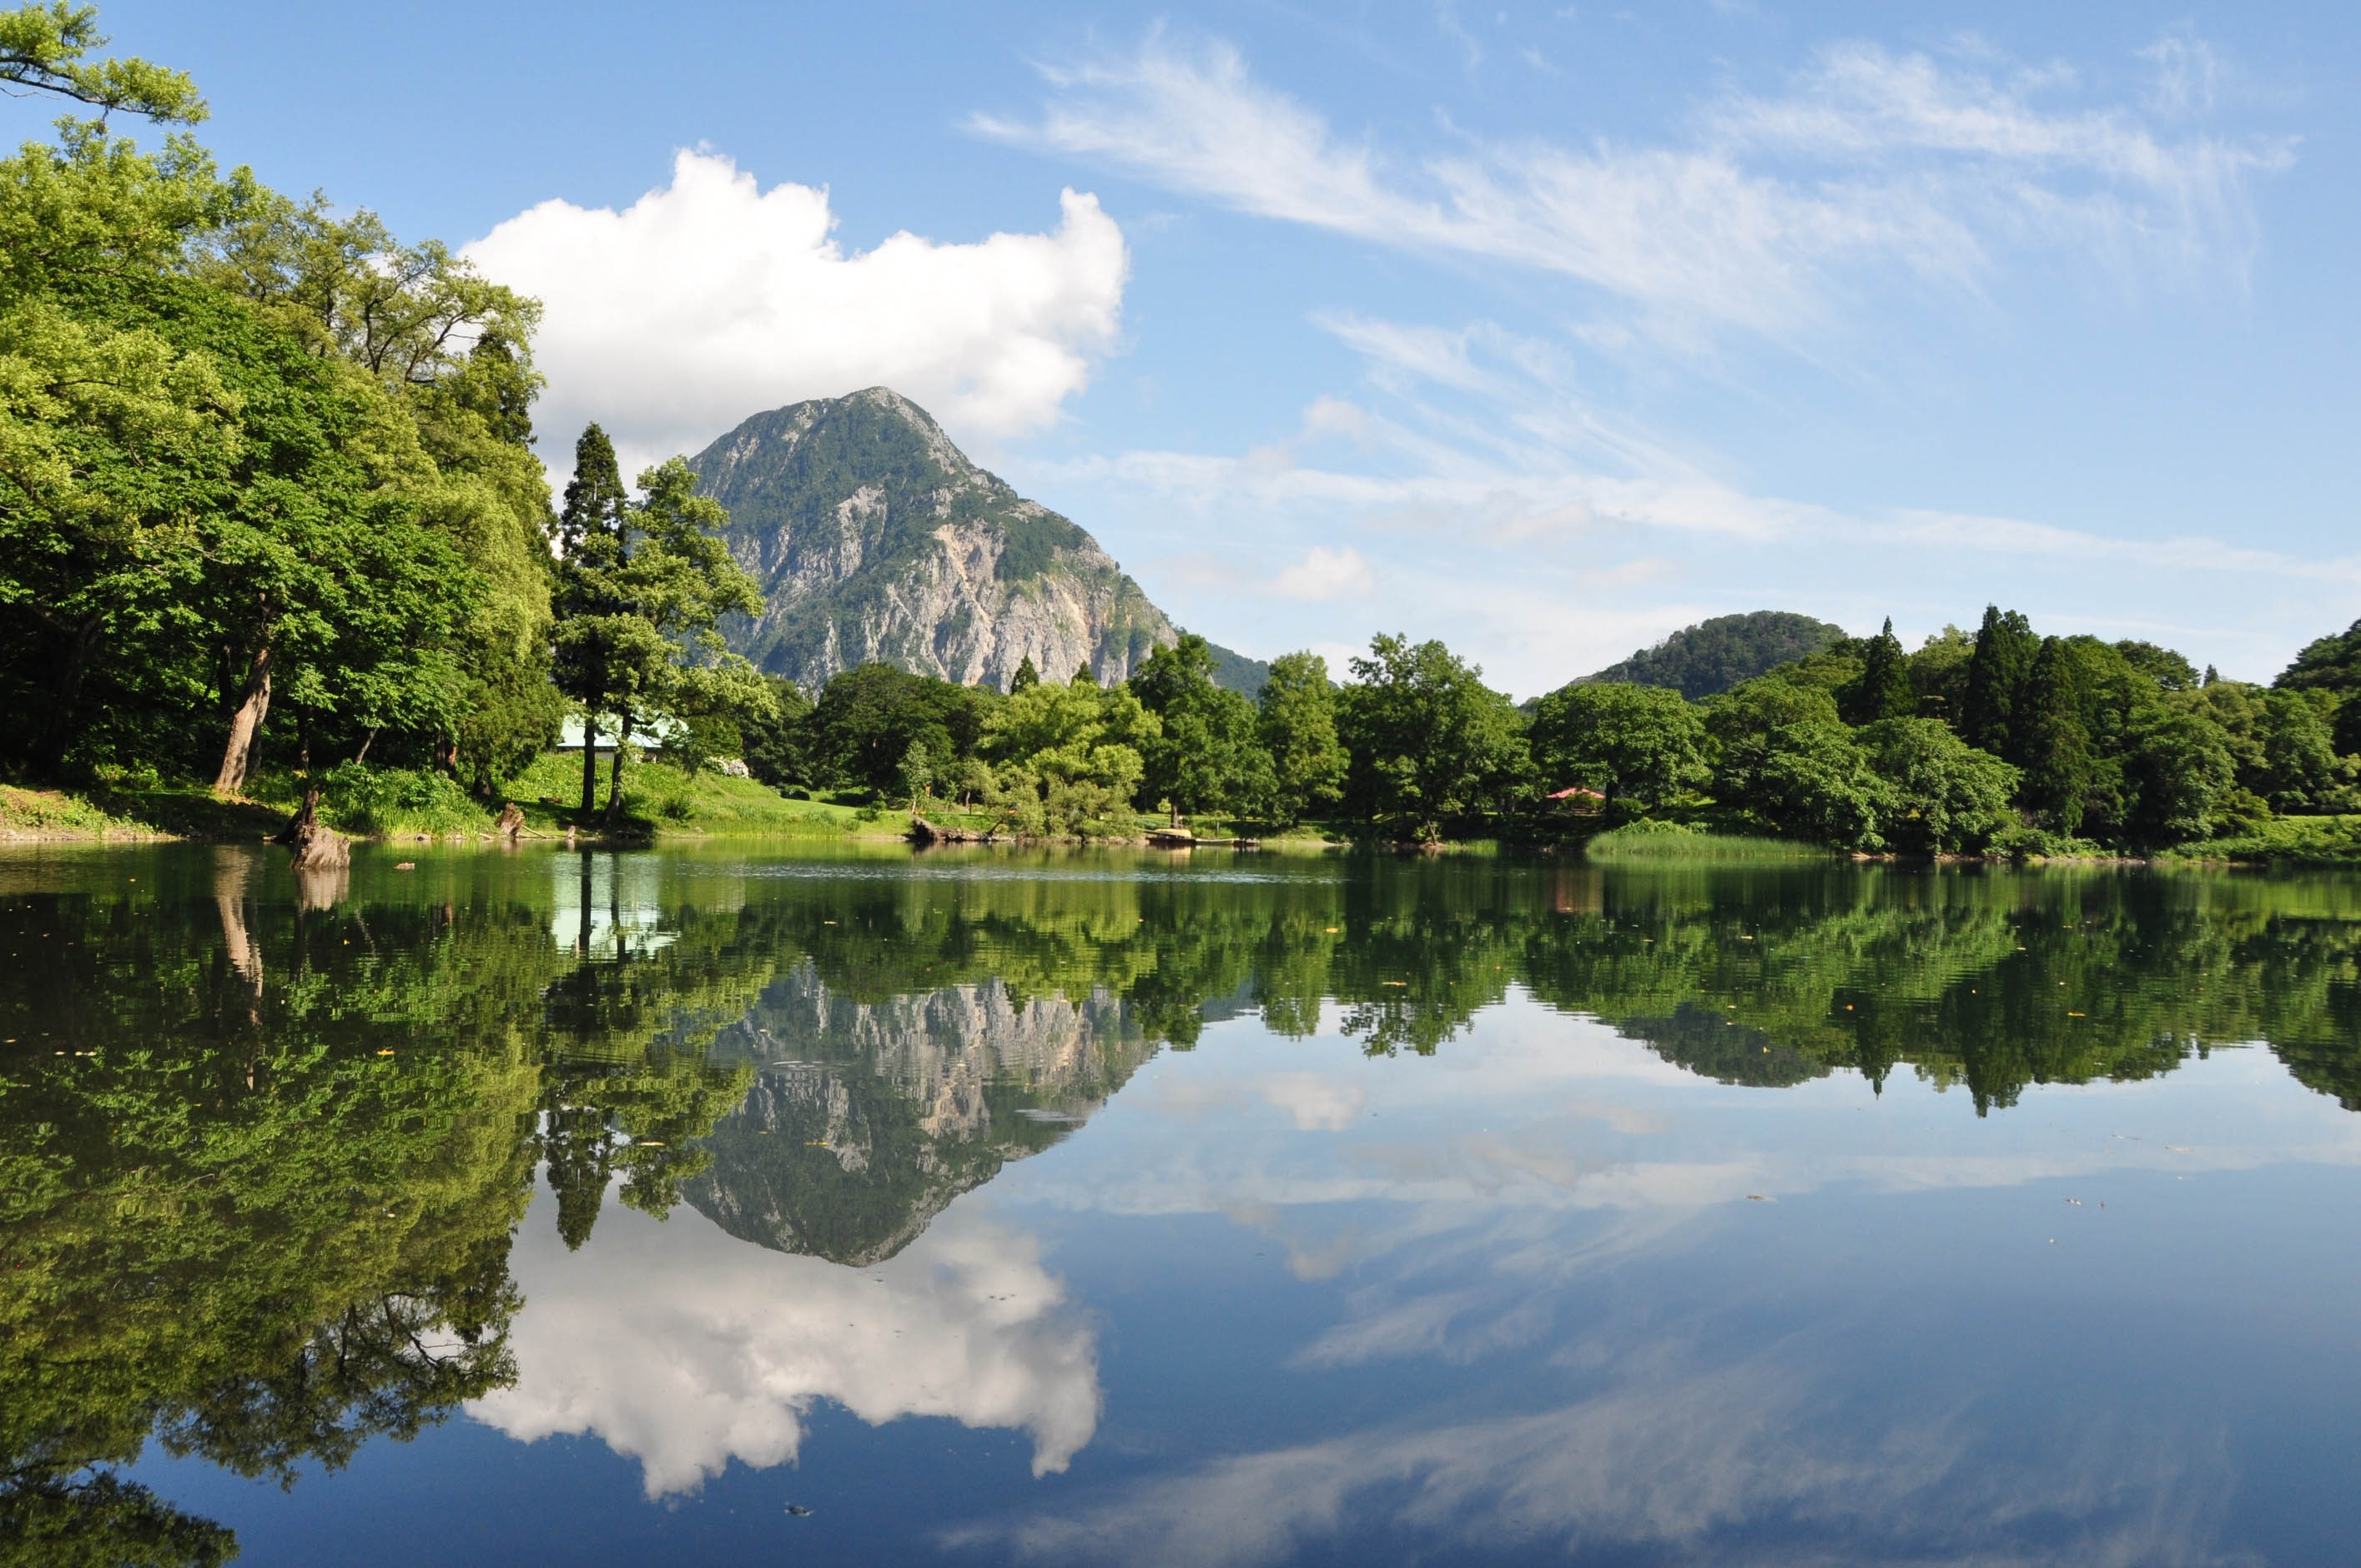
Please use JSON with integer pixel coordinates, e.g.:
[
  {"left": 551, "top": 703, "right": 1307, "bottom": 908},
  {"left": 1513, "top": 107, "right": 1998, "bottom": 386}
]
[{"left": 3, "top": 845, "right": 2359, "bottom": 1565}]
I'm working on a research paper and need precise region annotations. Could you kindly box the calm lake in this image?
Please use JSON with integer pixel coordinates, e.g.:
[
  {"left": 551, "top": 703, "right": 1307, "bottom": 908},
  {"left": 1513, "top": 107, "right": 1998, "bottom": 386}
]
[{"left": 5, "top": 843, "right": 2359, "bottom": 1565}]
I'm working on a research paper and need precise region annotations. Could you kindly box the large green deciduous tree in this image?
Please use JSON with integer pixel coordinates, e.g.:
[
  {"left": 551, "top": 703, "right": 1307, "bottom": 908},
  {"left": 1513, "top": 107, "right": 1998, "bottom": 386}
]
[
  {"left": 800, "top": 662, "right": 993, "bottom": 798},
  {"left": 1855, "top": 717, "right": 2018, "bottom": 852},
  {"left": 1744, "top": 720, "right": 1890, "bottom": 849},
  {"left": 1704, "top": 677, "right": 1842, "bottom": 802},
  {"left": 982, "top": 671, "right": 1160, "bottom": 837},
  {"left": 0, "top": 14, "right": 559, "bottom": 794},
  {"left": 1336, "top": 634, "right": 1528, "bottom": 841},
  {"left": 1527, "top": 681, "right": 1708, "bottom": 810},
  {"left": 1256, "top": 651, "right": 1347, "bottom": 826},
  {"left": 1129, "top": 632, "right": 1274, "bottom": 820}
]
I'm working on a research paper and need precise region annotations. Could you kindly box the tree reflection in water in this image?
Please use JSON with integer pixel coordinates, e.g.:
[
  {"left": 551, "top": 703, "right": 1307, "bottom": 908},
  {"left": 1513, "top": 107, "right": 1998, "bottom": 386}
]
[{"left": 4, "top": 846, "right": 2361, "bottom": 1560}]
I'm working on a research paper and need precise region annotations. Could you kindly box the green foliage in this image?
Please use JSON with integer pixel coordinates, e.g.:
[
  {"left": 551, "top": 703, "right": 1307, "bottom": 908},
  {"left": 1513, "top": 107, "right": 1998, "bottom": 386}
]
[
  {"left": 1527, "top": 680, "right": 1708, "bottom": 809},
  {"left": 1256, "top": 651, "right": 1347, "bottom": 826},
  {"left": 994, "top": 508, "right": 1086, "bottom": 584},
  {"left": 982, "top": 671, "right": 1159, "bottom": 837},
  {"left": 1197, "top": 636, "right": 1271, "bottom": 696},
  {"left": 1576, "top": 611, "right": 1848, "bottom": 699},
  {"left": 1129, "top": 632, "right": 1275, "bottom": 817},
  {"left": 2115, "top": 639, "right": 2199, "bottom": 691},
  {"left": 1009, "top": 654, "right": 1040, "bottom": 693},
  {"left": 803, "top": 661, "right": 994, "bottom": 797},
  {"left": 1749, "top": 719, "right": 1891, "bottom": 850},
  {"left": 1703, "top": 676, "right": 1841, "bottom": 802},
  {"left": 736, "top": 675, "right": 812, "bottom": 789},
  {"left": 0, "top": 3, "right": 206, "bottom": 122},
  {"left": 2015, "top": 636, "right": 2102, "bottom": 831},
  {"left": 1959, "top": 606, "right": 2041, "bottom": 760},
  {"left": 1905, "top": 625, "right": 1976, "bottom": 725},
  {"left": 1337, "top": 634, "right": 1528, "bottom": 840},
  {"left": 0, "top": 83, "right": 557, "bottom": 797},
  {"left": 1582, "top": 821, "right": 1830, "bottom": 862},
  {"left": 1855, "top": 717, "right": 2018, "bottom": 852},
  {"left": 2275, "top": 616, "right": 2361, "bottom": 723},
  {"left": 1840, "top": 619, "right": 1914, "bottom": 724},
  {"left": 249, "top": 761, "right": 492, "bottom": 837},
  {"left": 897, "top": 738, "right": 934, "bottom": 808},
  {"left": 549, "top": 440, "right": 770, "bottom": 818},
  {"left": 2118, "top": 704, "right": 2235, "bottom": 846}
]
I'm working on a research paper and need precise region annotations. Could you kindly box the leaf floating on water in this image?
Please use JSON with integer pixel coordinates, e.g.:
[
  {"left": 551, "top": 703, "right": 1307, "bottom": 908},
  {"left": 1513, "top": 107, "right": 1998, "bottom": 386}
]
[
  {"left": 1746, "top": 1194, "right": 1769, "bottom": 1201},
  {"left": 2067, "top": 1012, "right": 2085, "bottom": 1018}
]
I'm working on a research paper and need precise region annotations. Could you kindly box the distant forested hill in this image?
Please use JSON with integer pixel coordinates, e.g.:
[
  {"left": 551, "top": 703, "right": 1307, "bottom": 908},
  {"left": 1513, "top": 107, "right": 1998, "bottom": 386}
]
[{"left": 1576, "top": 611, "right": 1850, "bottom": 699}]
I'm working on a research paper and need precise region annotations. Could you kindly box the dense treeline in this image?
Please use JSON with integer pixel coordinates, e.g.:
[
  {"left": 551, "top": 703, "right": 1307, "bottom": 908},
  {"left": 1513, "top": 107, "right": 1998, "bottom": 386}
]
[{"left": 737, "top": 606, "right": 2361, "bottom": 854}]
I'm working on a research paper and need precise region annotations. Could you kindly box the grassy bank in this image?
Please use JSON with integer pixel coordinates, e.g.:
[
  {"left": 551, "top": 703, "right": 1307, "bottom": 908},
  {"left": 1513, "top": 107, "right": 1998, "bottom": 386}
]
[
  {"left": 1, "top": 783, "right": 288, "bottom": 842},
  {"left": 2158, "top": 815, "right": 2361, "bottom": 866},
  {"left": 503, "top": 753, "right": 888, "bottom": 838},
  {"left": 3, "top": 755, "right": 899, "bottom": 844},
  {"left": 1581, "top": 821, "right": 1834, "bottom": 864}
]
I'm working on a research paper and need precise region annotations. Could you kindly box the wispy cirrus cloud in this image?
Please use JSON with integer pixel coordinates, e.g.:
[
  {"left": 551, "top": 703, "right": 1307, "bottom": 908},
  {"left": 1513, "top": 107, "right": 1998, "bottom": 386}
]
[{"left": 973, "top": 32, "right": 2293, "bottom": 344}]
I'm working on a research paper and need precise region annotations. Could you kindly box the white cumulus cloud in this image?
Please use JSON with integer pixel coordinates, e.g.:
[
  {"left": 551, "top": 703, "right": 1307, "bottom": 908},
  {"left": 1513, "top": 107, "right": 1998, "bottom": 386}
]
[{"left": 463, "top": 149, "right": 1128, "bottom": 475}]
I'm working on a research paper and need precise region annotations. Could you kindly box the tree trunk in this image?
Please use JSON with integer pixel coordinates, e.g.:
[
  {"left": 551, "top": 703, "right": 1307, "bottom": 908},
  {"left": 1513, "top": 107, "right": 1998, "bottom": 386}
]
[
  {"left": 213, "top": 642, "right": 274, "bottom": 797},
  {"left": 352, "top": 727, "right": 377, "bottom": 765},
  {"left": 38, "top": 620, "right": 101, "bottom": 776},
  {"left": 579, "top": 716, "right": 599, "bottom": 816},
  {"left": 603, "top": 711, "right": 633, "bottom": 827},
  {"left": 286, "top": 785, "right": 350, "bottom": 872}
]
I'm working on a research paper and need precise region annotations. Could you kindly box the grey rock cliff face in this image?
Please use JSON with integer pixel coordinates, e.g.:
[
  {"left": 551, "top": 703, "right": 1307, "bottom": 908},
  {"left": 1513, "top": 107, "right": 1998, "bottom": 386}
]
[{"left": 688, "top": 387, "right": 1178, "bottom": 692}]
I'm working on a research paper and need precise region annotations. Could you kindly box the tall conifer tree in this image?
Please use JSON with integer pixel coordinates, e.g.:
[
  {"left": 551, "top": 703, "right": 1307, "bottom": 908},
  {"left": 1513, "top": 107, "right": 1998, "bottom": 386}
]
[
  {"left": 2018, "top": 637, "right": 2097, "bottom": 832},
  {"left": 551, "top": 425, "right": 629, "bottom": 814},
  {"left": 1845, "top": 619, "right": 1914, "bottom": 725},
  {"left": 1961, "top": 606, "right": 2041, "bottom": 761}
]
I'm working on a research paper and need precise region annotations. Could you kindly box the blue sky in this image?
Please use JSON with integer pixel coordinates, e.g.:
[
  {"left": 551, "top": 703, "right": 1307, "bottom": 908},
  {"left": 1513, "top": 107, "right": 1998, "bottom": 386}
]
[{"left": 56, "top": 2, "right": 2361, "bottom": 694}]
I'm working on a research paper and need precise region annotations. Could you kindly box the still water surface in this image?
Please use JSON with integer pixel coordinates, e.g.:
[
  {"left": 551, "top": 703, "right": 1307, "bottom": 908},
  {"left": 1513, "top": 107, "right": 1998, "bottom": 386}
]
[{"left": 5, "top": 843, "right": 2360, "bottom": 1565}]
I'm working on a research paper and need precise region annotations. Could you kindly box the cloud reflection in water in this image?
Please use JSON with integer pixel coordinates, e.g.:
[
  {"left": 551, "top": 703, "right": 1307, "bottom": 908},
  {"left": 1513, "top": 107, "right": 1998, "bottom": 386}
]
[{"left": 471, "top": 1191, "right": 1099, "bottom": 1495}]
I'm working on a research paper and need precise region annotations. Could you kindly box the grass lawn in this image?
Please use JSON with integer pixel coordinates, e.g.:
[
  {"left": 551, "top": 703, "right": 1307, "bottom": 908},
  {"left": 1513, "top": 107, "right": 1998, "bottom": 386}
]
[{"left": 504, "top": 752, "right": 894, "bottom": 838}]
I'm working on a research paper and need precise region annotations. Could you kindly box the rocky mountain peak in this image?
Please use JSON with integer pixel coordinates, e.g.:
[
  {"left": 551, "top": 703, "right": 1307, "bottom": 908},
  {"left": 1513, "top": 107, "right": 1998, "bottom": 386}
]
[{"left": 689, "top": 388, "right": 1210, "bottom": 694}]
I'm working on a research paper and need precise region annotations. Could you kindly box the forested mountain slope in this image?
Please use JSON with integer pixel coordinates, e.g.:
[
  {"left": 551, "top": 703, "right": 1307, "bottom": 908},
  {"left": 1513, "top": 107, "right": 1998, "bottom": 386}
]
[{"left": 1578, "top": 611, "right": 1850, "bottom": 699}]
